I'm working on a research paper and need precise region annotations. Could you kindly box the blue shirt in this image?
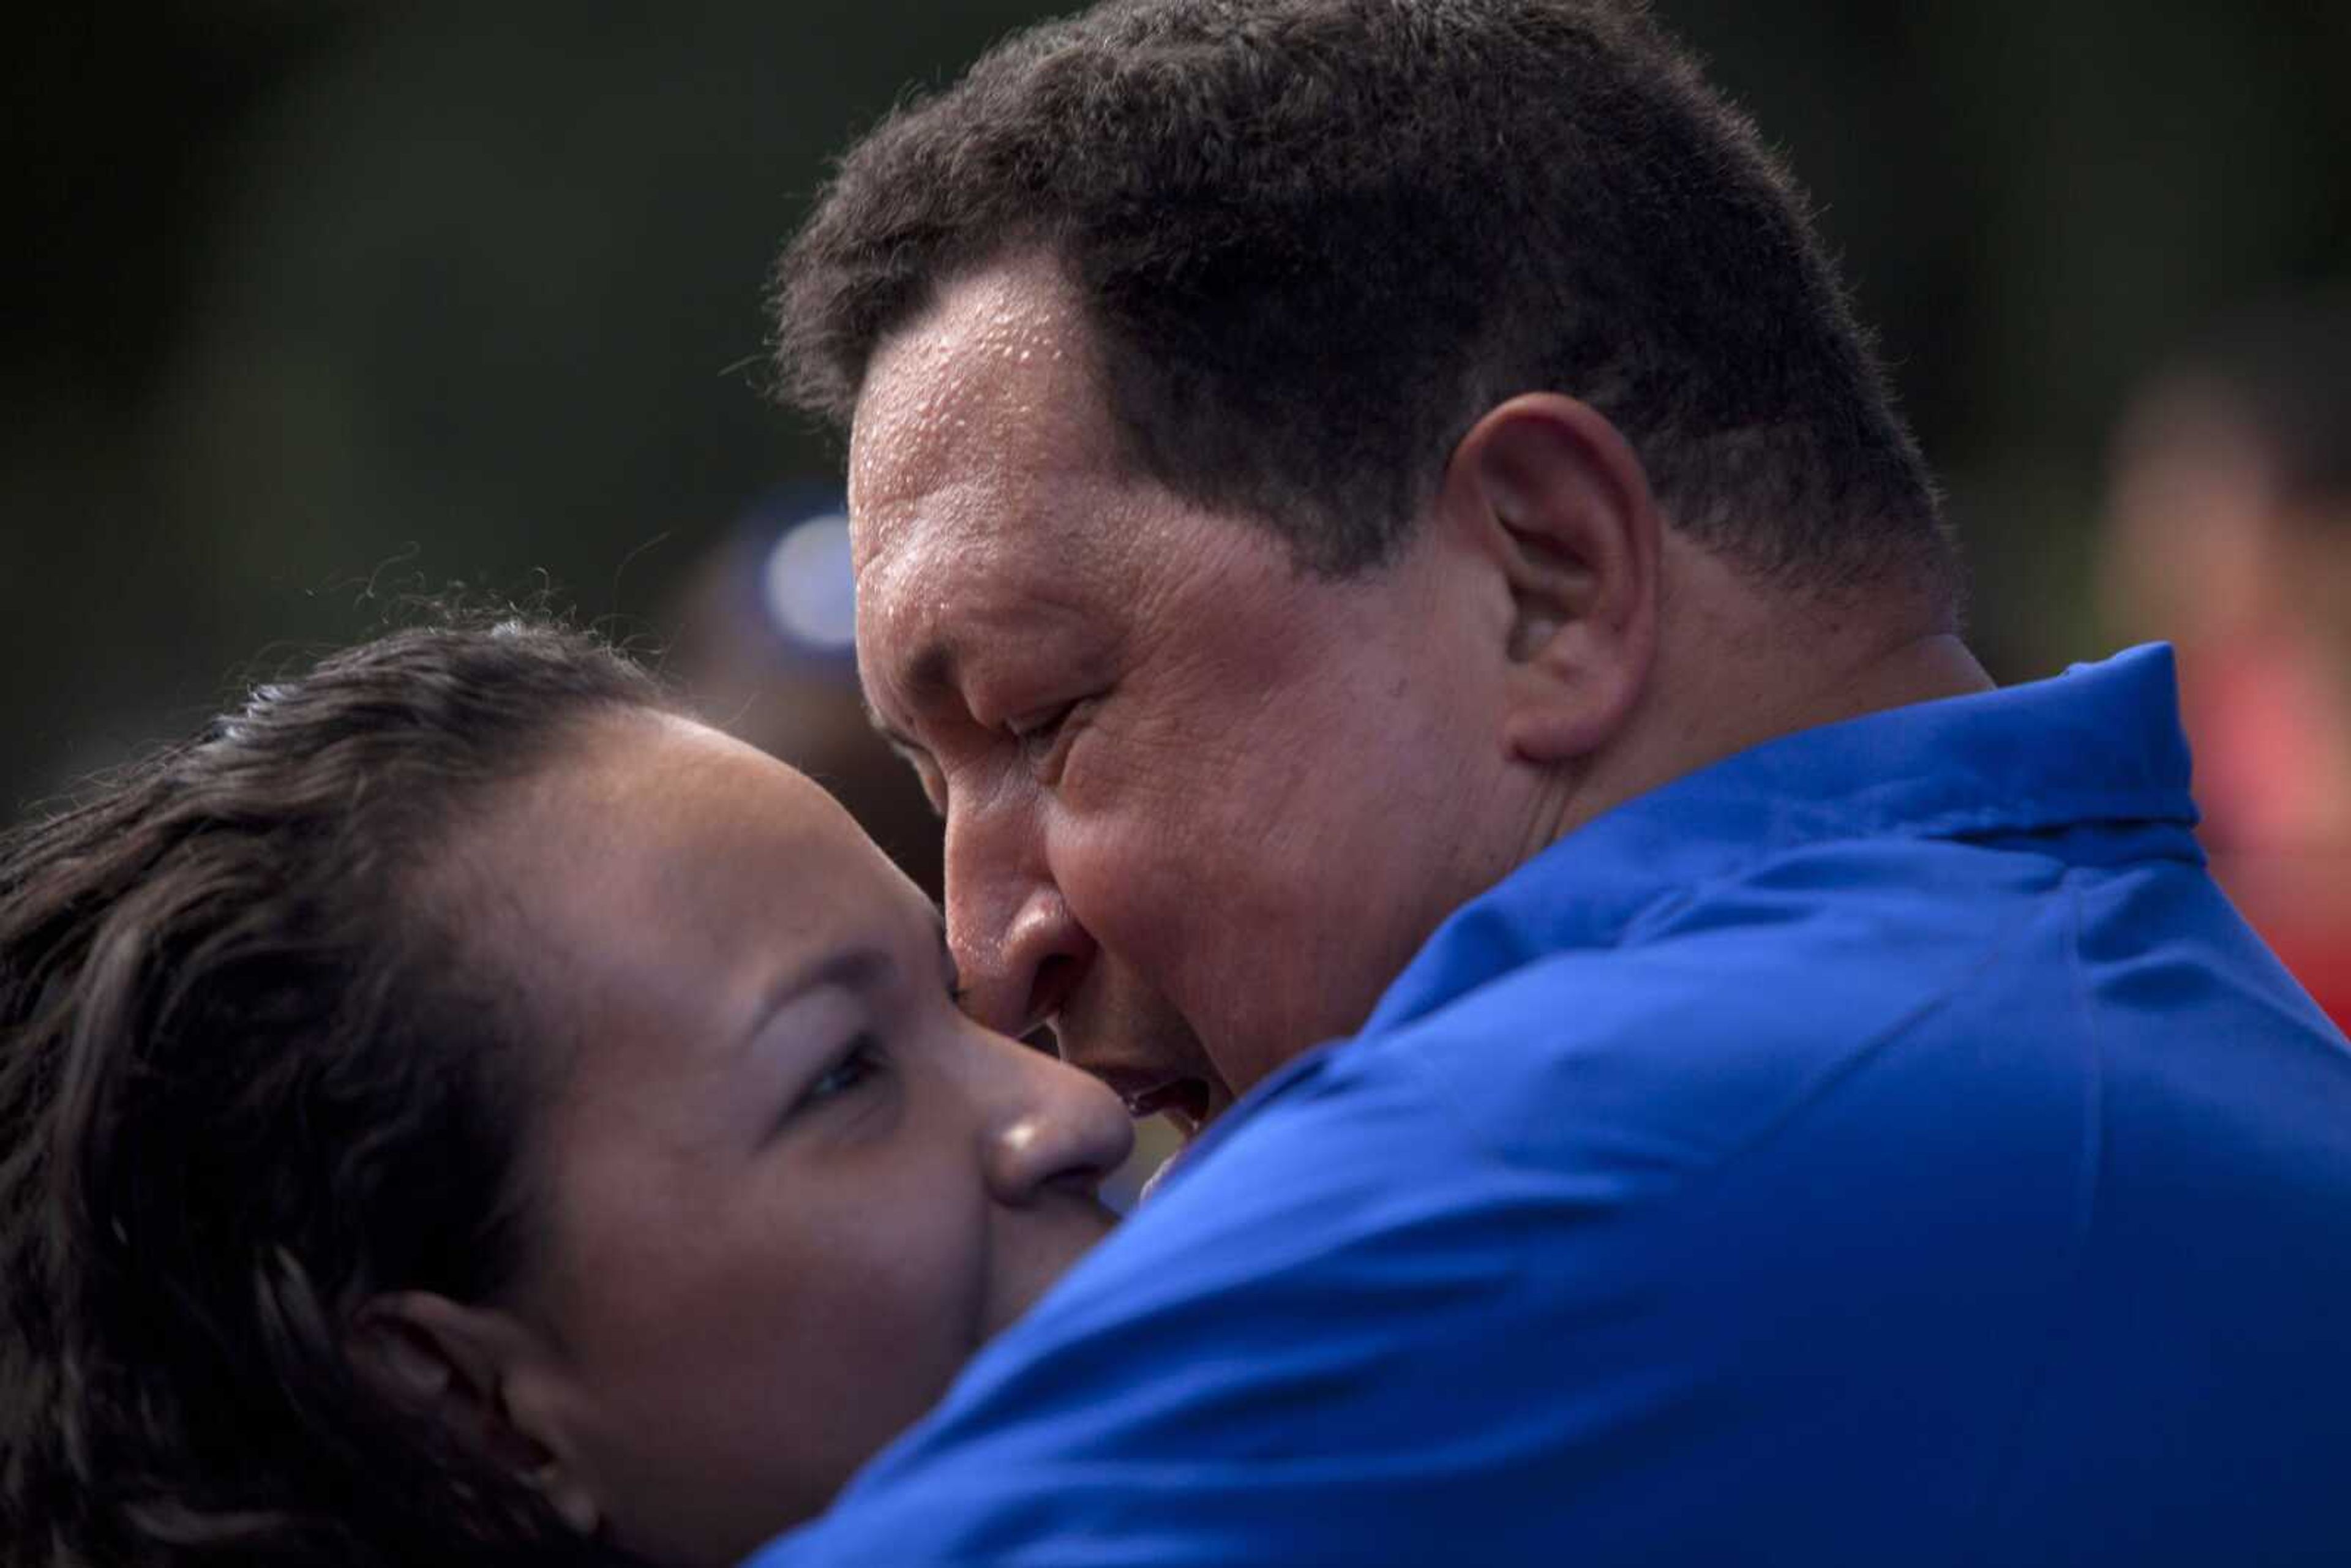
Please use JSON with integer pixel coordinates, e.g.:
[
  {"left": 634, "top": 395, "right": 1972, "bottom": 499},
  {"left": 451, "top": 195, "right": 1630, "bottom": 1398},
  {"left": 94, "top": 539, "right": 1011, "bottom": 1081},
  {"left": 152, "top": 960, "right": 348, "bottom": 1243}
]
[{"left": 751, "top": 646, "right": 2351, "bottom": 1566}]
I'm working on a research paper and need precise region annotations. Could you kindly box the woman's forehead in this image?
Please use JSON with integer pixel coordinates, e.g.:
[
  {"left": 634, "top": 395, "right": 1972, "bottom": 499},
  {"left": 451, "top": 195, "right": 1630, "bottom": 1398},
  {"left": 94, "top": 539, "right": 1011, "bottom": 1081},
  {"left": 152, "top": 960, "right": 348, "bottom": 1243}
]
[{"left": 463, "top": 712, "right": 913, "bottom": 973}]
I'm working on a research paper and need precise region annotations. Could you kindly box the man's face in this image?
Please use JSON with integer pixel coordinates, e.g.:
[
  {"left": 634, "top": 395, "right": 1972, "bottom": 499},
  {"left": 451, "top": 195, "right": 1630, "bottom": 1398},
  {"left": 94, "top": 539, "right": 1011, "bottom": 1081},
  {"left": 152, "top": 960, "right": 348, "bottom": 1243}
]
[{"left": 849, "top": 258, "right": 1534, "bottom": 1138}]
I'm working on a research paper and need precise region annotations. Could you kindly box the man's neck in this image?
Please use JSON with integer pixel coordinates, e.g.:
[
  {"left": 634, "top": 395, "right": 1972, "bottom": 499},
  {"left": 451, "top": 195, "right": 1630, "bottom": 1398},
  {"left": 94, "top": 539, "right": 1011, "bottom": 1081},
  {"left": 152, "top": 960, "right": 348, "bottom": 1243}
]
[
  {"left": 1536, "top": 542, "right": 1995, "bottom": 853},
  {"left": 1769, "top": 629, "right": 1997, "bottom": 739}
]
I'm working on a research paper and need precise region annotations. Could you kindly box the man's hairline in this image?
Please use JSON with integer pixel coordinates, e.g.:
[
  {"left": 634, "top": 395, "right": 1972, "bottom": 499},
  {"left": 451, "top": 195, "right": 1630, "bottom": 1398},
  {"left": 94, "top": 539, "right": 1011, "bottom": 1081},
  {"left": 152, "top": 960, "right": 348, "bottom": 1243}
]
[
  {"left": 844, "top": 239, "right": 1398, "bottom": 582},
  {"left": 842, "top": 240, "right": 1954, "bottom": 649}
]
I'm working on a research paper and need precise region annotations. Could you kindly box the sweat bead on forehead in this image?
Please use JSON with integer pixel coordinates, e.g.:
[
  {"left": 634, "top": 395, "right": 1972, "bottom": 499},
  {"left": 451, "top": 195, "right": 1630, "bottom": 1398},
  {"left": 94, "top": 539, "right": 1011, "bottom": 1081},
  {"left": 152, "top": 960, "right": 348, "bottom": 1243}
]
[{"left": 848, "top": 264, "right": 1164, "bottom": 624}]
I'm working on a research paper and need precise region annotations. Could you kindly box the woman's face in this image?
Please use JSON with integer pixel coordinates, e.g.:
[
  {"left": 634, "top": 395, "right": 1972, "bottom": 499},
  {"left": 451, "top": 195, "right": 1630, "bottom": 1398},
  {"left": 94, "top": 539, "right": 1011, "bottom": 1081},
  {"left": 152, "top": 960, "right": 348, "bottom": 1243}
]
[{"left": 466, "top": 710, "right": 1131, "bottom": 1565}]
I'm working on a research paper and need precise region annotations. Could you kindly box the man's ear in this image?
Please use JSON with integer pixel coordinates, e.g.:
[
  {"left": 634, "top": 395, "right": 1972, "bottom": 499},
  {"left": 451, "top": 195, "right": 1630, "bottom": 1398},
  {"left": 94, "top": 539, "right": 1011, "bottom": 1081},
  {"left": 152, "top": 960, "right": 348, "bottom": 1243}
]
[
  {"left": 348, "top": 1291, "right": 604, "bottom": 1539},
  {"left": 1438, "top": 392, "right": 1661, "bottom": 763}
]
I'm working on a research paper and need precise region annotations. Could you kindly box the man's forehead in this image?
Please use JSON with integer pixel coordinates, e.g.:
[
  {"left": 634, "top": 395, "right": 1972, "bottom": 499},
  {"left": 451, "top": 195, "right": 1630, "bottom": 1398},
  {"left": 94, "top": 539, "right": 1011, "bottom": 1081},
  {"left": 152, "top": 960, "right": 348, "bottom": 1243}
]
[
  {"left": 846, "top": 258, "right": 1095, "bottom": 524},
  {"left": 846, "top": 261, "right": 1149, "bottom": 655}
]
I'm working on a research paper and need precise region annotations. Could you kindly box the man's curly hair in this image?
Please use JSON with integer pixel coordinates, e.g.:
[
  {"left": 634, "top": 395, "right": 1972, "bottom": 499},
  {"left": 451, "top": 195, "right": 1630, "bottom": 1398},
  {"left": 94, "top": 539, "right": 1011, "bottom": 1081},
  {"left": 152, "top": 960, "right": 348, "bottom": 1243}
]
[
  {"left": 0, "top": 618, "right": 667, "bottom": 1567},
  {"left": 772, "top": 0, "right": 1952, "bottom": 598}
]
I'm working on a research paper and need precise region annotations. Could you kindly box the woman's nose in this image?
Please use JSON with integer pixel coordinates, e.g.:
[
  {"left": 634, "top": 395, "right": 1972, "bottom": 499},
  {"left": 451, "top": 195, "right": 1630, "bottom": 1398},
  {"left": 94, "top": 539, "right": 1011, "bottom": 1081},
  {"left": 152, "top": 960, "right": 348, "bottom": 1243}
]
[{"left": 980, "top": 1032, "right": 1135, "bottom": 1206}]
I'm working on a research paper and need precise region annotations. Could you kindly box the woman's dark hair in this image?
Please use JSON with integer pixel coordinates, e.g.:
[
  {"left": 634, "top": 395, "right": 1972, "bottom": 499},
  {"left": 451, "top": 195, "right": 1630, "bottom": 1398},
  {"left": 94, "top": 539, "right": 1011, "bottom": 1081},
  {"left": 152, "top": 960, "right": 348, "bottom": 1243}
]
[
  {"left": 773, "top": 0, "right": 1953, "bottom": 599},
  {"left": 0, "top": 617, "right": 670, "bottom": 1566}
]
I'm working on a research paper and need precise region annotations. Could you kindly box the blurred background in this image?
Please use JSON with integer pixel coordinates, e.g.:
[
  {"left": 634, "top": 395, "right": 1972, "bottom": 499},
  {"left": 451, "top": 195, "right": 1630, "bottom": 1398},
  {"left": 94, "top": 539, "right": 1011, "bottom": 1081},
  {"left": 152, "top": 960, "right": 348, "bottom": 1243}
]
[{"left": 8, "top": 1, "right": 2349, "bottom": 1032}]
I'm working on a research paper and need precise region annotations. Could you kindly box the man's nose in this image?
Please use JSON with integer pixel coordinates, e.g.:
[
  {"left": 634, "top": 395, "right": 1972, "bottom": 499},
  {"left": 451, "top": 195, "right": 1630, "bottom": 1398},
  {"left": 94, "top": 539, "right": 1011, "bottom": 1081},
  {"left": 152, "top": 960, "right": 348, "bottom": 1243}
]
[
  {"left": 944, "top": 799, "right": 1096, "bottom": 1040},
  {"left": 978, "top": 1030, "right": 1136, "bottom": 1206}
]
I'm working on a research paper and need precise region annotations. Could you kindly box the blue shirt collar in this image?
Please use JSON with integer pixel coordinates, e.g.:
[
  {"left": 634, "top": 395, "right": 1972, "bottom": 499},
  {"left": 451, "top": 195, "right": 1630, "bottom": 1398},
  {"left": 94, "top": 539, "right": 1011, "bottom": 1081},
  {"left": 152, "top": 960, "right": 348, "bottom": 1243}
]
[{"left": 1364, "top": 643, "right": 2200, "bottom": 1035}]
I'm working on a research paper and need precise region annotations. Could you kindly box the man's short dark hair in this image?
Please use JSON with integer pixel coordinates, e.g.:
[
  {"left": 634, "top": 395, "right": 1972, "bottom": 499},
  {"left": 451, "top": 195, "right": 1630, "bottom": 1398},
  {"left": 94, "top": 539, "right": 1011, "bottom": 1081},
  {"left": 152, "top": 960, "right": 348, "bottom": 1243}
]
[{"left": 773, "top": 0, "right": 1952, "bottom": 595}]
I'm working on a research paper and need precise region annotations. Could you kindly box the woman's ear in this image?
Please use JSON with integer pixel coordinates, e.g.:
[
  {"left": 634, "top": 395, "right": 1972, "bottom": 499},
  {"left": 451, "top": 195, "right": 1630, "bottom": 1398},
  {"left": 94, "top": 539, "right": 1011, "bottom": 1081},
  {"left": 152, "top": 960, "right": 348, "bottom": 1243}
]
[
  {"left": 1438, "top": 392, "right": 1662, "bottom": 763},
  {"left": 348, "top": 1291, "right": 604, "bottom": 1538}
]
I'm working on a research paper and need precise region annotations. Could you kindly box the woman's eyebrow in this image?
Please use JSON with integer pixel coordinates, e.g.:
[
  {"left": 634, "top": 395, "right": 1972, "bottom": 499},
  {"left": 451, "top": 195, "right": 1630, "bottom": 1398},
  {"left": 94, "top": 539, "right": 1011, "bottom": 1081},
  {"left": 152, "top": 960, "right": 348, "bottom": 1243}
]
[{"left": 738, "top": 947, "right": 895, "bottom": 1054}]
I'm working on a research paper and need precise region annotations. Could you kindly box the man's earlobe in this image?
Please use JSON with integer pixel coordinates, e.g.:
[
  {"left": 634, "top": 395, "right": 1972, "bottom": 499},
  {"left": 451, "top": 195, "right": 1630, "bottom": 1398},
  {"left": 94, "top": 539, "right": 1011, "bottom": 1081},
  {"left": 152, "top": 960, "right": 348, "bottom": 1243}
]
[{"left": 1447, "top": 393, "right": 1662, "bottom": 762}]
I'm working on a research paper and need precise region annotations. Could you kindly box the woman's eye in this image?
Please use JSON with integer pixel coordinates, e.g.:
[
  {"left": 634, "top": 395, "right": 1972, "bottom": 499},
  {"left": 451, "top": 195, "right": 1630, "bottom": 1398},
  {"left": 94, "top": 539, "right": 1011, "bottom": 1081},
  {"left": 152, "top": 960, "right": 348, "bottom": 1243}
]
[{"left": 799, "top": 1035, "right": 882, "bottom": 1112}]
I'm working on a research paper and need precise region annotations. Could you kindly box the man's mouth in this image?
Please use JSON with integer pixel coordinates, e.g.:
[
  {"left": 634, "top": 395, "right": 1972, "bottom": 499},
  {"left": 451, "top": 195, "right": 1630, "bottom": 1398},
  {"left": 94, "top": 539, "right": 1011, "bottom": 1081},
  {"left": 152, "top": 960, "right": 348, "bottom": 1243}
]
[
  {"left": 1093, "top": 1069, "right": 1229, "bottom": 1207},
  {"left": 1119, "top": 1076, "right": 1215, "bottom": 1136},
  {"left": 1043, "top": 981, "right": 1230, "bottom": 1141}
]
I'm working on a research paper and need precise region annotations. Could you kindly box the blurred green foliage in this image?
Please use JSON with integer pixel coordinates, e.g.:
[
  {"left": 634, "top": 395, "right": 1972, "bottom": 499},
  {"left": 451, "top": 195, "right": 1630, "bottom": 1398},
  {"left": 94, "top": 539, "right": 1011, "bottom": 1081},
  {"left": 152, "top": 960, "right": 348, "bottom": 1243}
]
[{"left": 6, "top": 0, "right": 2347, "bottom": 818}]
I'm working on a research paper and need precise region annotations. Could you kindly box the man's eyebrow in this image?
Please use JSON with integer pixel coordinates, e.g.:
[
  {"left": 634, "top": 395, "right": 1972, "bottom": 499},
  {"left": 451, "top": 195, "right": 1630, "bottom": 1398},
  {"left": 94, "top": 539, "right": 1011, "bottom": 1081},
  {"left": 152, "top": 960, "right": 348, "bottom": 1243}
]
[
  {"left": 861, "top": 638, "right": 962, "bottom": 756},
  {"left": 862, "top": 697, "right": 924, "bottom": 758}
]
